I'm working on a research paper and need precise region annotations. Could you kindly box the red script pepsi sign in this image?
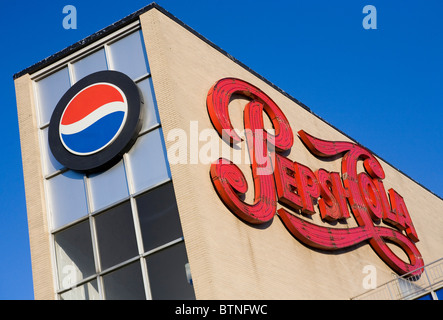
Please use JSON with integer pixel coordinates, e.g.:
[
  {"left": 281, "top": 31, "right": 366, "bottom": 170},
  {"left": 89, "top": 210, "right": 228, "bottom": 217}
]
[{"left": 207, "top": 78, "right": 424, "bottom": 277}]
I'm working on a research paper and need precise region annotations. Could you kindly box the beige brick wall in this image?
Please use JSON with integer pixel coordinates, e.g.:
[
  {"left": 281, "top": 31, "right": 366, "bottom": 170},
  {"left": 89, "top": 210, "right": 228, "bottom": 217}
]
[
  {"left": 140, "top": 8, "right": 443, "bottom": 299},
  {"left": 15, "top": 74, "right": 54, "bottom": 300}
]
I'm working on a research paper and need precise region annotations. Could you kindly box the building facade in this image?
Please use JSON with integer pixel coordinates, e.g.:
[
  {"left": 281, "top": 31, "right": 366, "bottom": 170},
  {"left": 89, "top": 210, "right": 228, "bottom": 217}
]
[{"left": 14, "top": 4, "right": 443, "bottom": 300}]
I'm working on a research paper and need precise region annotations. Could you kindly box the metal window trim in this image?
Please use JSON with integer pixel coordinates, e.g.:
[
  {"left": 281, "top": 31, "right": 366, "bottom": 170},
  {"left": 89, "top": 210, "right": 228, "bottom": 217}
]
[
  {"left": 30, "top": 20, "right": 140, "bottom": 82},
  {"left": 142, "top": 237, "right": 185, "bottom": 258}
]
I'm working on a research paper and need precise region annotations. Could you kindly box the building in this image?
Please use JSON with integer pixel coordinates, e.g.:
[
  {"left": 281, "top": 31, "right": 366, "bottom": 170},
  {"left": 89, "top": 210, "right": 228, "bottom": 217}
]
[{"left": 13, "top": 3, "right": 443, "bottom": 300}]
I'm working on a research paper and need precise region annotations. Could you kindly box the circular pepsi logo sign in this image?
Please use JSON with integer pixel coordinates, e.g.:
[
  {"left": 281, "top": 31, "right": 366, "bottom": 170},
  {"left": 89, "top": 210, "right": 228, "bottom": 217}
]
[{"left": 49, "top": 71, "right": 143, "bottom": 173}]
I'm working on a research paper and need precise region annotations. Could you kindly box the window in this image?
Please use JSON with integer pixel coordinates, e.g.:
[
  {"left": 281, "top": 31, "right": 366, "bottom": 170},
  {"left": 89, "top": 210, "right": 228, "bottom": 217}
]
[
  {"left": 127, "top": 128, "right": 171, "bottom": 194},
  {"left": 136, "top": 183, "right": 183, "bottom": 251},
  {"left": 72, "top": 49, "right": 108, "bottom": 83},
  {"left": 137, "top": 77, "right": 160, "bottom": 133},
  {"left": 38, "top": 28, "right": 164, "bottom": 229},
  {"left": 54, "top": 220, "right": 95, "bottom": 288},
  {"left": 107, "top": 30, "right": 149, "bottom": 80},
  {"left": 102, "top": 261, "right": 146, "bottom": 300},
  {"left": 95, "top": 201, "right": 138, "bottom": 270},
  {"left": 48, "top": 170, "right": 88, "bottom": 230},
  {"left": 146, "top": 242, "right": 196, "bottom": 300},
  {"left": 35, "top": 67, "right": 70, "bottom": 126},
  {"left": 33, "top": 24, "right": 194, "bottom": 299},
  {"left": 41, "top": 127, "right": 64, "bottom": 176},
  {"left": 88, "top": 160, "right": 129, "bottom": 212}
]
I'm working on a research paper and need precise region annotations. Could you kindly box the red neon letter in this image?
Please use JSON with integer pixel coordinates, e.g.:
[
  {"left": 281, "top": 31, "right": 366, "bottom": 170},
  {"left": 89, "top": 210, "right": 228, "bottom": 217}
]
[
  {"left": 207, "top": 78, "right": 293, "bottom": 224},
  {"left": 389, "top": 189, "right": 419, "bottom": 243},
  {"left": 316, "top": 169, "right": 350, "bottom": 221},
  {"left": 274, "top": 153, "right": 303, "bottom": 210},
  {"left": 293, "top": 162, "right": 320, "bottom": 215},
  {"left": 358, "top": 172, "right": 383, "bottom": 222}
]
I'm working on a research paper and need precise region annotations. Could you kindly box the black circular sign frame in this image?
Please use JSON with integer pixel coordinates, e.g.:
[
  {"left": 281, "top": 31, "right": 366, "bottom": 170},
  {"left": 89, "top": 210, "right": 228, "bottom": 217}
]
[{"left": 48, "top": 70, "right": 143, "bottom": 173}]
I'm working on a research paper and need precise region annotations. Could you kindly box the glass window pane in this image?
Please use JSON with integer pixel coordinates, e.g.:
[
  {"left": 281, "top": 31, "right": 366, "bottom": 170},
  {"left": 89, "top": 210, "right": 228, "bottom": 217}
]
[
  {"left": 88, "top": 160, "right": 129, "bottom": 212},
  {"left": 137, "top": 77, "right": 160, "bottom": 132},
  {"left": 108, "top": 30, "right": 149, "bottom": 79},
  {"left": 94, "top": 201, "right": 138, "bottom": 270},
  {"left": 136, "top": 183, "right": 183, "bottom": 252},
  {"left": 41, "top": 127, "right": 64, "bottom": 176},
  {"left": 60, "top": 279, "right": 100, "bottom": 300},
  {"left": 36, "top": 67, "right": 71, "bottom": 126},
  {"left": 72, "top": 49, "right": 108, "bottom": 83},
  {"left": 55, "top": 220, "right": 95, "bottom": 289},
  {"left": 102, "top": 261, "right": 146, "bottom": 300},
  {"left": 145, "top": 242, "right": 195, "bottom": 300},
  {"left": 127, "top": 129, "right": 170, "bottom": 194},
  {"left": 48, "top": 171, "right": 88, "bottom": 230}
]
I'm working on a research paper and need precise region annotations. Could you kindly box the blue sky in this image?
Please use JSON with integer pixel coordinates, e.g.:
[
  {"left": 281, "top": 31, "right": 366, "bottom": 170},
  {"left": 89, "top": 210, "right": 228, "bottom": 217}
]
[{"left": 1, "top": 0, "right": 442, "bottom": 299}]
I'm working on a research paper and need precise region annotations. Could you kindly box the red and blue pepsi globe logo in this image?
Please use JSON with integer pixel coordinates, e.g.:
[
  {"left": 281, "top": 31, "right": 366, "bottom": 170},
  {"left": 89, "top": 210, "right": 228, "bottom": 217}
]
[
  {"left": 49, "top": 71, "right": 143, "bottom": 173},
  {"left": 59, "top": 83, "right": 128, "bottom": 156}
]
